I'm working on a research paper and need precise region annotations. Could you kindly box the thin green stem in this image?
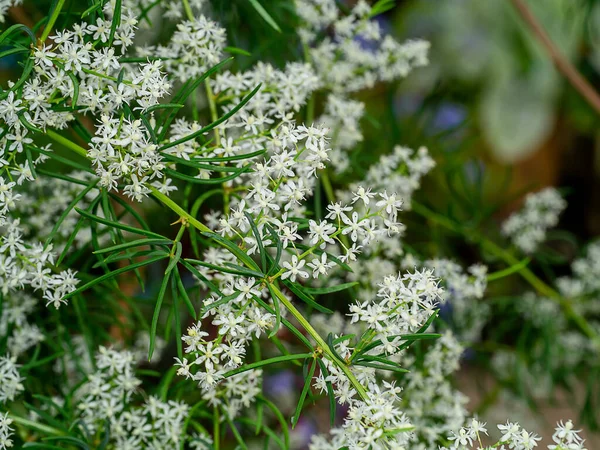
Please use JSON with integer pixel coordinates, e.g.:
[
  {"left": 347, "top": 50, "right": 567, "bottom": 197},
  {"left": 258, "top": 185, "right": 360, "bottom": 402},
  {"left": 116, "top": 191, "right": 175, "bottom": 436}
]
[
  {"left": 268, "top": 282, "right": 369, "bottom": 401},
  {"left": 150, "top": 187, "right": 210, "bottom": 233},
  {"left": 205, "top": 79, "right": 230, "bottom": 211},
  {"left": 182, "top": 0, "right": 195, "bottom": 21},
  {"left": 46, "top": 130, "right": 87, "bottom": 158},
  {"left": 44, "top": 130, "right": 373, "bottom": 402},
  {"left": 40, "top": 0, "right": 67, "bottom": 42},
  {"left": 411, "top": 200, "right": 600, "bottom": 347}
]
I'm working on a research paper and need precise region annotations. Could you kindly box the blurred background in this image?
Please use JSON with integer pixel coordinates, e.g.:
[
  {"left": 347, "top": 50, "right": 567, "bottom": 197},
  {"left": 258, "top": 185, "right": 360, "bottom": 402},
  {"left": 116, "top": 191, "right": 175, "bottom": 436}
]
[{"left": 3, "top": 0, "right": 600, "bottom": 447}]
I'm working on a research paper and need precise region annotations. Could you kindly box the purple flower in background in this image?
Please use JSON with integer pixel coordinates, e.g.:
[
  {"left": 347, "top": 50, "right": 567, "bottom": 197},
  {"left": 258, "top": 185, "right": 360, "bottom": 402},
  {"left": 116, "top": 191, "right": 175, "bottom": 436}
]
[
  {"left": 431, "top": 102, "right": 466, "bottom": 134},
  {"left": 291, "top": 417, "right": 318, "bottom": 449},
  {"left": 264, "top": 370, "right": 296, "bottom": 397}
]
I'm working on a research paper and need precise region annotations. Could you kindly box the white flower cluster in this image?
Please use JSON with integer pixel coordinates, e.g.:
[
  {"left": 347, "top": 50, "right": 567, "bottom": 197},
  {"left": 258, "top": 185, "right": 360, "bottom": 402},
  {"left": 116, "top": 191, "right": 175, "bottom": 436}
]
[
  {"left": 348, "top": 269, "right": 442, "bottom": 340},
  {"left": 143, "top": 16, "right": 226, "bottom": 81},
  {"left": 295, "top": 0, "right": 429, "bottom": 170},
  {"left": 176, "top": 309, "right": 273, "bottom": 392},
  {"left": 0, "top": 218, "right": 79, "bottom": 309},
  {"left": 76, "top": 346, "right": 190, "bottom": 448},
  {"left": 422, "top": 259, "right": 489, "bottom": 342},
  {"left": 212, "top": 61, "right": 321, "bottom": 120},
  {"left": 401, "top": 332, "right": 469, "bottom": 448},
  {"left": 0, "top": 355, "right": 24, "bottom": 404},
  {"left": 0, "top": 412, "right": 14, "bottom": 450},
  {"left": 203, "top": 369, "right": 262, "bottom": 419},
  {"left": 335, "top": 145, "right": 435, "bottom": 207},
  {"left": 557, "top": 241, "right": 600, "bottom": 299},
  {"left": 0, "top": 292, "right": 43, "bottom": 357},
  {"left": 502, "top": 187, "right": 566, "bottom": 253},
  {"left": 11, "top": 171, "right": 105, "bottom": 253},
  {"left": 296, "top": 0, "right": 429, "bottom": 92},
  {"left": 441, "top": 419, "right": 587, "bottom": 450},
  {"left": 307, "top": 269, "right": 444, "bottom": 448}
]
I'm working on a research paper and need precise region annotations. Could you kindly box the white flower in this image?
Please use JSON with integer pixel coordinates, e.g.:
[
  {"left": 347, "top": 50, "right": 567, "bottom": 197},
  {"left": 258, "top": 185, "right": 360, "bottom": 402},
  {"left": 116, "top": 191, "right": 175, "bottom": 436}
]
[{"left": 281, "top": 255, "right": 309, "bottom": 282}]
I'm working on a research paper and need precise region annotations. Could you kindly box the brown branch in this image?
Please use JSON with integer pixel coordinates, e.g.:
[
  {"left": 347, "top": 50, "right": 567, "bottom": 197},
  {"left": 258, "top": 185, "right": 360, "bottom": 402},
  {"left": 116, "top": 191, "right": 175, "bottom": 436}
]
[{"left": 510, "top": 0, "right": 600, "bottom": 115}]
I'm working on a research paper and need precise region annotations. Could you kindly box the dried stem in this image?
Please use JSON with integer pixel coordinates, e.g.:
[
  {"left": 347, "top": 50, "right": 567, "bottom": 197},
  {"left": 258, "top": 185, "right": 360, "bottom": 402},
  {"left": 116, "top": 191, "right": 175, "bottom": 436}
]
[{"left": 509, "top": 0, "right": 600, "bottom": 115}]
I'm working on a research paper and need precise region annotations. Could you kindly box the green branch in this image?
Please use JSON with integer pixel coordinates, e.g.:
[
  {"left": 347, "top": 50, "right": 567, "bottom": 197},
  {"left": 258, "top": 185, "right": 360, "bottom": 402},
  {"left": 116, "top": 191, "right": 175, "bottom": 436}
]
[{"left": 411, "top": 200, "right": 600, "bottom": 347}]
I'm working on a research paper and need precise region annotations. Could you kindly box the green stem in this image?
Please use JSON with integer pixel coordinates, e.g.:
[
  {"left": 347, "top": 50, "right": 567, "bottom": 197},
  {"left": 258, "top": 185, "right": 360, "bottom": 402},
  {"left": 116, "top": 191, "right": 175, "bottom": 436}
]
[
  {"left": 46, "top": 130, "right": 372, "bottom": 402},
  {"left": 150, "top": 187, "right": 210, "bottom": 233},
  {"left": 182, "top": 0, "right": 195, "bottom": 21},
  {"left": 46, "top": 130, "right": 87, "bottom": 158},
  {"left": 40, "top": 0, "right": 67, "bottom": 42},
  {"left": 411, "top": 200, "right": 600, "bottom": 346},
  {"left": 268, "top": 282, "right": 369, "bottom": 401},
  {"left": 205, "top": 79, "right": 230, "bottom": 212}
]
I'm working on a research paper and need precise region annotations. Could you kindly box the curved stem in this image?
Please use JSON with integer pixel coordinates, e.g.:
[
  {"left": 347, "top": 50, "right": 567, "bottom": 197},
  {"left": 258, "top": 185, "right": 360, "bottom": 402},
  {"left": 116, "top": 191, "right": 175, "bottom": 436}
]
[
  {"left": 46, "top": 130, "right": 372, "bottom": 402},
  {"left": 268, "top": 282, "right": 369, "bottom": 401},
  {"left": 40, "top": 0, "right": 66, "bottom": 43}
]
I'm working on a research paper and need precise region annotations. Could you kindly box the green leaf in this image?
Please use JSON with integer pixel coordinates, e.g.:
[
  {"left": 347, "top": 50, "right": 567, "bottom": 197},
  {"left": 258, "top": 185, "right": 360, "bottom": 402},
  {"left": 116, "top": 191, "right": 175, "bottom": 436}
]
[
  {"left": 291, "top": 358, "right": 316, "bottom": 428},
  {"left": 160, "top": 84, "right": 262, "bottom": 151},
  {"left": 282, "top": 279, "right": 333, "bottom": 314},
  {"left": 43, "top": 436, "right": 90, "bottom": 450},
  {"left": 180, "top": 259, "right": 223, "bottom": 296},
  {"left": 245, "top": 212, "right": 267, "bottom": 273},
  {"left": 248, "top": 0, "right": 282, "bottom": 32},
  {"left": 353, "top": 361, "right": 409, "bottom": 373},
  {"left": 171, "top": 276, "right": 183, "bottom": 360},
  {"left": 93, "top": 249, "right": 167, "bottom": 268},
  {"left": 224, "top": 409, "right": 248, "bottom": 450},
  {"left": 157, "top": 58, "right": 234, "bottom": 140},
  {"left": 57, "top": 196, "right": 100, "bottom": 265},
  {"left": 267, "top": 284, "right": 281, "bottom": 339},
  {"left": 108, "top": 0, "right": 122, "bottom": 46},
  {"left": 174, "top": 270, "right": 197, "bottom": 319},
  {"left": 222, "top": 353, "right": 312, "bottom": 378},
  {"left": 82, "top": 1, "right": 102, "bottom": 17},
  {"left": 165, "top": 241, "right": 182, "bottom": 275},
  {"left": 354, "top": 354, "right": 408, "bottom": 371},
  {"left": 185, "top": 258, "right": 261, "bottom": 278},
  {"left": 93, "top": 238, "right": 171, "bottom": 255},
  {"left": 162, "top": 154, "right": 250, "bottom": 171},
  {"left": 317, "top": 359, "right": 336, "bottom": 427},
  {"left": 75, "top": 207, "right": 166, "bottom": 239},
  {"left": 252, "top": 295, "right": 313, "bottom": 350},
  {"left": 21, "top": 352, "right": 65, "bottom": 371},
  {"left": 369, "top": 0, "right": 396, "bottom": 17},
  {"left": 201, "top": 232, "right": 261, "bottom": 272},
  {"left": 301, "top": 281, "right": 358, "bottom": 295},
  {"left": 29, "top": 145, "right": 93, "bottom": 174},
  {"left": 149, "top": 272, "right": 172, "bottom": 361},
  {"left": 201, "top": 291, "right": 241, "bottom": 314},
  {"left": 45, "top": 181, "right": 99, "bottom": 250},
  {"left": 190, "top": 148, "right": 266, "bottom": 163},
  {"left": 0, "top": 23, "right": 35, "bottom": 48},
  {"left": 257, "top": 396, "right": 290, "bottom": 449},
  {"left": 63, "top": 254, "right": 168, "bottom": 300},
  {"left": 224, "top": 45, "right": 252, "bottom": 57},
  {"left": 266, "top": 224, "right": 283, "bottom": 276},
  {"left": 164, "top": 164, "right": 251, "bottom": 184},
  {"left": 487, "top": 257, "right": 531, "bottom": 281}
]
